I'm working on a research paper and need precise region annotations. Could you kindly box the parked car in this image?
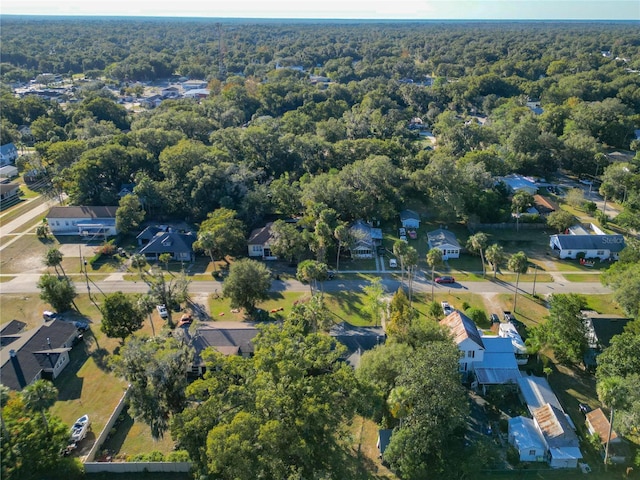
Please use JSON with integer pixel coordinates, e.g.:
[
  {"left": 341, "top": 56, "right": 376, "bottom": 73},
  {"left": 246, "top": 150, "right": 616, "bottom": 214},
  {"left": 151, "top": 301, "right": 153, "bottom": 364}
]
[
  {"left": 327, "top": 270, "right": 335, "bottom": 280},
  {"left": 434, "top": 276, "right": 455, "bottom": 284},
  {"left": 43, "top": 310, "right": 61, "bottom": 321},
  {"left": 579, "top": 403, "right": 592, "bottom": 416},
  {"left": 400, "top": 235, "right": 408, "bottom": 242},
  {"left": 490, "top": 313, "right": 500, "bottom": 324},
  {"left": 156, "top": 304, "right": 169, "bottom": 319},
  {"left": 503, "top": 311, "right": 516, "bottom": 322},
  {"left": 441, "top": 301, "right": 453, "bottom": 315},
  {"left": 73, "top": 321, "right": 89, "bottom": 332},
  {"left": 408, "top": 230, "right": 417, "bottom": 239},
  {"left": 389, "top": 258, "right": 398, "bottom": 268},
  {"left": 398, "top": 227, "right": 407, "bottom": 237}
]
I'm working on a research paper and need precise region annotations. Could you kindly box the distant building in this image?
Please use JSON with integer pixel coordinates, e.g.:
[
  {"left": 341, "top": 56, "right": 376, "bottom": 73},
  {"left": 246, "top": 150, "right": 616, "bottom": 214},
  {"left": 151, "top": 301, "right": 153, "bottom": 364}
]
[
  {"left": 427, "top": 228, "right": 460, "bottom": 259},
  {"left": 500, "top": 174, "right": 539, "bottom": 195},
  {"left": 0, "top": 143, "right": 19, "bottom": 166}
]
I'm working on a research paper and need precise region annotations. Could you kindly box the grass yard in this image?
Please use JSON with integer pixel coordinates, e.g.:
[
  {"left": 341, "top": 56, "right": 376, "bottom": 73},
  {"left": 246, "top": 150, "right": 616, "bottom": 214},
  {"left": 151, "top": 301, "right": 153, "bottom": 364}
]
[
  {"left": 583, "top": 294, "right": 625, "bottom": 315},
  {"left": 0, "top": 233, "right": 52, "bottom": 274},
  {"left": 0, "top": 194, "right": 48, "bottom": 226},
  {"left": 495, "top": 293, "right": 550, "bottom": 328},
  {"left": 349, "top": 416, "right": 398, "bottom": 479},
  {"left": 562, "top": 273, "right": 605, "bottom": 282}
]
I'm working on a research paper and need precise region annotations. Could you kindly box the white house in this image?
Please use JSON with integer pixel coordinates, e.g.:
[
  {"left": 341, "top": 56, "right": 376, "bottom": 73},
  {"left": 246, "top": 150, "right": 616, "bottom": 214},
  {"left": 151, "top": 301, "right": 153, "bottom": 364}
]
[
  {"left": 427, "top": 228, "right": 461, "bottom": 259},
  {"left": 349, "top": 220, "right": 383, "bottom": 259},
  {"left": 440, "top": 310, "right": 485, "bottom": 374},
  {"left": 184, "top": 88, "right": 210, "bottom": 99},
  {"left": 0, "top": 183, "right": 21, "bottom": 203},
  {"left": 0, "top": 165, "right": 19, "bottom": 179},
  {"left": 549, "top": 233, "right": 625, "bottom": 260},
  {"left": 399, "top": 209, "right": 420, "bottom": 229},
  {"left": 508, "top": 416, "right": 547, "bottom": 462},
  {"left": 247, "top": 222, "right": 277, "bottom": 260},
  {"left": 0, "top": 143, "right": 19, "bottom": 166},
  {"left": 46, "top": 206, "right": 118, "bottom": 238}
]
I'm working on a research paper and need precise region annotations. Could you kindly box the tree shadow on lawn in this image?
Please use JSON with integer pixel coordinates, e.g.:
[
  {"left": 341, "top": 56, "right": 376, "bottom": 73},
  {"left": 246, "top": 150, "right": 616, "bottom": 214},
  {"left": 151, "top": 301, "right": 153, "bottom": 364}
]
[
  {"left": 100, "top": 405, "right": 134, "bottom": 458},
  {"left": 55, "top": 348, "right": 86, "bottom": 401}
]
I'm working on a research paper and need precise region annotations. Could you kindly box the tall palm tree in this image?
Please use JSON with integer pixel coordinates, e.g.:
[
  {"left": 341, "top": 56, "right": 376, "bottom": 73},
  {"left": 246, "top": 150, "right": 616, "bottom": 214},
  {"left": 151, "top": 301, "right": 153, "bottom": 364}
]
[
  {"left": 466, "top": 232, "right": 488, "bottom": 276},
  {"left": 137, "top": 293, "right": 157, "bottom": 337},
  {"left": 21, "top": 379, "right": 58, "bottom": 432},
  {"left": 393, "top": 240, "right": 409, "bottom": 285},
  {"left": 43, "top": 247, "right": 66, "bottom": 277},
  {"left": 334, "top": 225, "right": 350, "bottom": 272},
  {"left": 597, "top": 377, "right": 627, "bottom": 469},
  {"left": 485, "top": 243, "right": 505, "bottom": 279},
  {"left": 507, "top": 251, "right": 528, "bottom": 312},
  {"left": 426, "top": 248, "right": 443, "bottom": 301}
]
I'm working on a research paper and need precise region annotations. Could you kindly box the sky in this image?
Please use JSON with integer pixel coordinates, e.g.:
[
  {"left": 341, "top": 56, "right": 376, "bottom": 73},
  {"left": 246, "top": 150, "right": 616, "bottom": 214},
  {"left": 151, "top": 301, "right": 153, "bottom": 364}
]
[{"left": 1, "top": 0, "right": 639, "bottom": 20}]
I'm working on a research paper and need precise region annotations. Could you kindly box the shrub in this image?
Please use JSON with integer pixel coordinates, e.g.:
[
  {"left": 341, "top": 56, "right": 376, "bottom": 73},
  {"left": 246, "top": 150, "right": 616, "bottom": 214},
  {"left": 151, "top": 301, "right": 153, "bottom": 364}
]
[
  {"left": 506, "top": 445, "right": 521, "bottom": 466},
  {"left": 166, "top": 450, "right": 190, "bottom": 462}
]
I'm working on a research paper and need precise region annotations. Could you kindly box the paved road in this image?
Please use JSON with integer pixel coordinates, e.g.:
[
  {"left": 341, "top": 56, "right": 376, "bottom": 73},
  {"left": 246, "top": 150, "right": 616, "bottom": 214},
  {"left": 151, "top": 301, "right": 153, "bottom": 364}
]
[{"left": 0, "top": 272, "right": 611, "bottom": 297}]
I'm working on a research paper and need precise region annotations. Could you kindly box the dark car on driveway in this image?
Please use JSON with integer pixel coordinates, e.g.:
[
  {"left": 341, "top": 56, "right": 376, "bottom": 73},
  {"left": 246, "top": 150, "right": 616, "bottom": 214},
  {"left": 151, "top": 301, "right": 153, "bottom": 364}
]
[{"left": 435, "top": 276, "right": 455, "bottom": 284}]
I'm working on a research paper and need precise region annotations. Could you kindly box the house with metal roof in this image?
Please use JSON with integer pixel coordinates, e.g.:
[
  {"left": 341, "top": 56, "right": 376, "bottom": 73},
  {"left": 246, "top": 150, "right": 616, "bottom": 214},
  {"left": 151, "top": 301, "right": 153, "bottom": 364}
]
[
  {"left": 549, "top": 233, "right": 625, "bottom": 260},
  {"left": 532, "top": 404, "right": 582, "bottom": 468},
  {"left": 427, "top": 228, "right": 461, "bottom": 259},
  {"left": 508, "top": 416, "right": 546, "bottom": 462},
  {"left": 399, "top": 209, "right": 420, "bottom": 229},
  {"left": 46, "top": 206, "right": 118, "bottom": 238},
  {"left": 500, "top": 174, "right": 539, "bottom": 195},
  {"left": 585, "top": 408, "right": 628, "bottom": 464}
]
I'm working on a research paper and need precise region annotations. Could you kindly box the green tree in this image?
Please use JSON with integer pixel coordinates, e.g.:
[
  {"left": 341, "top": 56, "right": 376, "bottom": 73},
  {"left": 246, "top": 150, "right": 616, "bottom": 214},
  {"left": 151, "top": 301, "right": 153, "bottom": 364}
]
[
  {"left": 159, "top": 253, "right": 172, "bottom": 271},
  {"left": 384, "top": 342, "right": 469, "bottom": 479},
  {"left": 287, "top": 294, "right": 334, "bottom": 334},
  {"left": 296, "top": 259, "right": 328, "bottom": 295},
  {"left": 171, "top": 318, "right": 358, "bottom": 479},
  {"left": 37, "top": 273, "right": 76, "bottom": 312},
  {"left": 386, "top": 288, "right": 416, "bottom": 342},
  {"left": 111, "top": 335, "right": 193, "bottom": 439},
  {"left": 426, "top": 248, "right": 443, "bottom": 300},
  {"left": 43, "top": 247, "right": 66, "bottom": 277},
  {"left": 1, "top": 394, "right": 72, "bottom": 480},
  {"left": 222, "top": 258, "right": 271, "bottom": 313},
  {"left": 404, "top": 246, "right": 419, "bottom": 305},
  {"left": 194, "top": 208, "right": 246, "bottom": 270},
  {"left": 546, "top": 210, "right": 576, "bottom": 233},
  {"left": 511, "top": 191, "right": 534, "bottom": 231},
  {"left": 116, "top": 194, "right": 145, "bottom": 235},
  {"left": 467, "top": 232, "right": 488, "bottom": 276},
  {"left": 393, "top": 239, "right": 410, "bottom": 284},
  {"left": 269, "top": 219, "right": 306, "bottom": 264},
  {"left": 485, "top": 243, "right": 505, "bottom": 279},
  {"left": 545, "top": 294, "right": 588, "bottom": 364},
  {"left": 130, "top": 253, "right": 147, "bottom": 275},
  {"left": 21, "top": 379, "right": 57, "bottom": 432},
  {"left": 136, "top": 293, "right": 157, "bottom": 337},
  {"left": 507, "top": 251, "right": 528, "bottom": 312},
  {"left": 144, "top": 268, "right": 191, "bottom": 323},
  {"left": 100, "top": 291, "right": 145, "bottom": 342}
]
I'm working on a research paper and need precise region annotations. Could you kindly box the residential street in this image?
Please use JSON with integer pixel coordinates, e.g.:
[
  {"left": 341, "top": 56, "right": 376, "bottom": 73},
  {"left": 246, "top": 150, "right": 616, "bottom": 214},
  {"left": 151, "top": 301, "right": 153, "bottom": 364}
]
[{"left": 0, "top": 271, "right": 612, "bottom": 297}]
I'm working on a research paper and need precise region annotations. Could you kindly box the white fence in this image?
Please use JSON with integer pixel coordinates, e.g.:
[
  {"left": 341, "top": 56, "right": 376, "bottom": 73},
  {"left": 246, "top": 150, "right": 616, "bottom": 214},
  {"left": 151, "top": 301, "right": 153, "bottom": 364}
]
[{"left": 85, "top": 387, "right": 130, "bottom": 462}]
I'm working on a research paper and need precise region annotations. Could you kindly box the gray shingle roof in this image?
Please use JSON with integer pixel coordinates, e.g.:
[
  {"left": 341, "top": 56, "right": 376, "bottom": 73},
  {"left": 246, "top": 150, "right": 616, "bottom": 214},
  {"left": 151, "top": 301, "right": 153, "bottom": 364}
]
[
  {"left": 47, "top": 206, "right": 118, "bottom": 219},
  {"left": 427, "top": 228, "right": 461, "bottom": 249}
]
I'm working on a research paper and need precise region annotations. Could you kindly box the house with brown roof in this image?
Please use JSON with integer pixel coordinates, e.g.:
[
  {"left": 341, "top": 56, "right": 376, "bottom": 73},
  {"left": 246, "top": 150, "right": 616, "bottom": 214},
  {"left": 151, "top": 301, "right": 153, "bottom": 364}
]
[
  {"left": 532, "top": 403, "right": 583, "bottom": 468},
  {"left": 586, "top": 408, "right": 628, "bottom": 464},
  {"left": 46, "top": 206, "right": 118, "bottom": 238},
  {"left": 247, "top": 222, "right": 277, "bottom": 259},
  {"left": 440, "top": 310, "right": 485, "bottom": 374}
]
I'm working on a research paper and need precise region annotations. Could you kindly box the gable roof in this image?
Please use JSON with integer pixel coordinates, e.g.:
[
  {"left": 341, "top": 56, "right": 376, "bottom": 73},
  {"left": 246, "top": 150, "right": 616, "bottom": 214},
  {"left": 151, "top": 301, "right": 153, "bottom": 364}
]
[
  {"left": 509, "top": 416, "right": 546, "bottom": 451},
  {"left": 583, "top": 314, "right": 631, "bottom": 349},
  {"left": 533, "top": 404, "right": 580, "bottom": 449},
  {"left": 139, "top": 231, "right": 195, "bottom": 255},
  {"left": 0, "top": 320, "right": 77, "bottom": 391},
  {"left": 550, "top": 234, "right": 625, "bottom": 253},
  {"left": 517, "top": 375, "right": 564, "bottom": 413},
  {"left": 1, "top": 320, "right": 27, "bottom": 336},
  {"left": 330, "top": 322, "right": 386, "bottom": 367},
  {"left": 248, "top": 222, "right": 275, "bottom": 245},
  {"left": 0, "top": 183, "right": 20, "bottom": 195},
  {"left": 47, "top": 206, "right": 118, "bottom": 219},
  {"left": 586, "top": 408, "right": 619, "bottom": 444},
  {"left": 474, "top": 336, "right": 521, "bottom": 384},
  {"left": 440, "top": 310, "right": 484, "bottom": 349},
  {"left": 0, "top": 143, "right": 18, "bottom": 156},
  {"left": 191, "top": 324, "right": 260, "bottom": 362},
  {"left": 427, "top": 228, "right": 461, "bottom": 249},
  {"left": 400, "top": 209, "right": 420, "bottom": 221}
]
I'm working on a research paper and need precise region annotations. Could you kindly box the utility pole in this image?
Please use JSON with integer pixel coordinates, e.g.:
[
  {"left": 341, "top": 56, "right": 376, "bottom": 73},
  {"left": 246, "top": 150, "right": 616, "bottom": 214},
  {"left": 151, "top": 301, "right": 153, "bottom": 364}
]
[{"left": 532, "top": 264, "right": 538, "bottom": 297}]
